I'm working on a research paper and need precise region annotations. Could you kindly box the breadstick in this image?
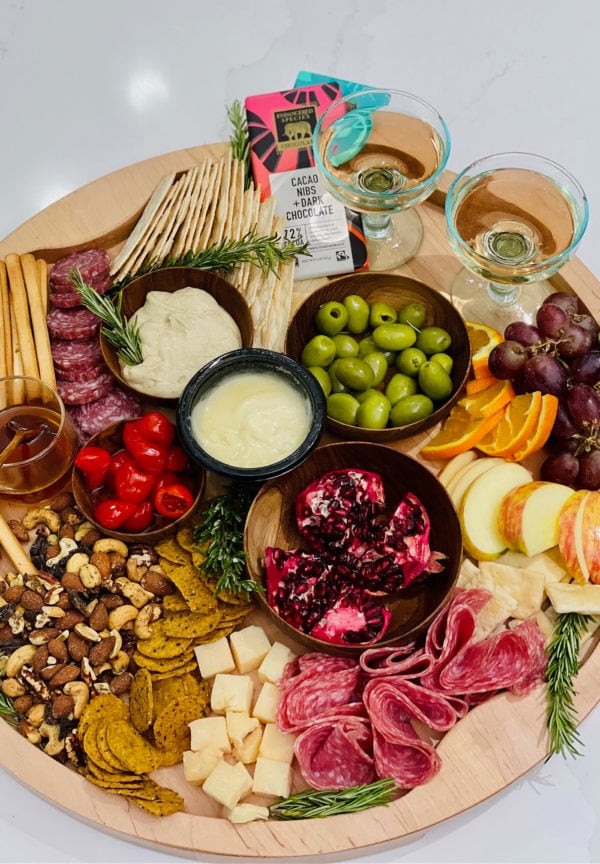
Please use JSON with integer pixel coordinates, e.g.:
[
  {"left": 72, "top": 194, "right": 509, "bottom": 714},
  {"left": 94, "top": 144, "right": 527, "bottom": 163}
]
[
  {"left": 0, "top": 511, "right": 37, "bottom": 574},
  {"left": 5, "top": 254, "right": 39, "bottom": 381},
  {"left": 8, "top": 304, "right": 25, "bottom": 403},
  {"left": 20, "top": 254, "right": 56, "bottom": 389},
  {"left": 0, "top": 261, "right": 10, "bottom": 378},
  {"left": 36, "top": 257, "right": 48, "bottom": 317}
]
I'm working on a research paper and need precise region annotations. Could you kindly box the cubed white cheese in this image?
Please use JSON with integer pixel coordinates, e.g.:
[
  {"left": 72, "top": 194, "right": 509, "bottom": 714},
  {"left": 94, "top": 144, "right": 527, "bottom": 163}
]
[
  {"left": 194, "top": 636, "right": 235, "bottom": 679},
  {"left": 202, "top": 760, "right": 253, "bottom": 809},
  {"left": 188, "top": 715, "right": 231, "bottom": 753},
  {"left": 229, "top": 625, "right": 271, "bottom": 674},
  {"left": 257, "top": 641, "right": 296, "bottom": 684},
  {"left": 223, "top": 803, "right": 270, "bottom": 824},
  {"left": 211, "top": 673, "right": 254, "bottom": 714},
  {"left": 252, "top": 756, "right": 291, "bottom": 798},
  {"left": 259, "top": 723, "right": 296, "bottom": 765},
  {"left": 252, "top": 681, "right": 281, "bottom": 724},
  {"left": 225, "top": 711, "right": 263, "bottom": 763},
  {"left": 182, "top": 746, "right": 224, "bottom": 784}
]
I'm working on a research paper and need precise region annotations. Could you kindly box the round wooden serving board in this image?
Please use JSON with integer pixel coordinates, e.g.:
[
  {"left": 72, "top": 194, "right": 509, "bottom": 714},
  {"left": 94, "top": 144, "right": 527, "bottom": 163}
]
[{"left": 0, "top": 143, "right": 599, "bottom": 859}]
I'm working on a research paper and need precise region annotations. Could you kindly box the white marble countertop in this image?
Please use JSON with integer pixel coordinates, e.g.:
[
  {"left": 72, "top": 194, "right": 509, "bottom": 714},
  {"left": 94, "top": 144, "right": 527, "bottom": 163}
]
[{"left": 0, "top": 1, "right": 599, "bottom": 861}]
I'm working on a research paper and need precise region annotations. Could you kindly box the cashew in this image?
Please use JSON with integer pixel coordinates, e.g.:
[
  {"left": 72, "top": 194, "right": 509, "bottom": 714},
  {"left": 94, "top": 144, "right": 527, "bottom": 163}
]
[
  {"left": 63, "top": 681, "right": 89, "bottom": 720},
  {"left": 109, "top": 629, "right": 122, "bottom": 658},
  {"left": 5, "top": 644, "right": 37, "bottom": 677},
  {"left": 45, "top": 537, "right": 78, "bottom": 567},
  {"left": 18, "top": 720, "right": 42, "bottom": 745},
  {"left": 114, "top": 577, "right": 153, "bottom": 609},
  {"left": 134, "top": 602, "right": 162, "bottom": 640},
  {"left": 22, "top": 508, "right": 61, "bottom": 535},
  {"left": 92, "top": 538, "right": 129, "bottom": 557},
  {"left": 126, "top": 557, "right": 146, "bottom": 583},
  {"left": 110, "top": 650, "right": 130, "bottom": 675},
  {"left": 74, "top": 521, "right": 94, "bottom": 542},
  {"left": 27, "top": 703, "right": 46, "bottom": 728},
  {"left": 65, "top": 552, "right": 90, "bottom": 574},
  {"left": 6, "top": 573, "right": 24, "bottom": 588},
  {"left": 107, "top": 604, "right": 138, "bottom": 631},
  {"left": 74, "top": 623, "right": 102, "bottom": 643},
  {"left": 39, "top": 722, "right": 65, "bottom": 757},
  {"left": 79, "top": 563, "right": 102, "bottom": 590},
  {"left": 2, "top": 678, "right": 26, "bottom": 698}
]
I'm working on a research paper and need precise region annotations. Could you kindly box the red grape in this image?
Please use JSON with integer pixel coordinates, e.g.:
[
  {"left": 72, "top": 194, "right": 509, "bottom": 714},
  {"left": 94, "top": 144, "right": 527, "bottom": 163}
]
[
  {"left": 576, "top": 313, "right": 600, "bottom": 342},
  {"left": 557, "top": 322, "right": 593, "bottom": 360},
  {"left": 570, "top": 350, "right": 600, "bottom": 385},
  {"left": 567, "top": 383, "right": 600, "bottom": 428},
  {"left": 543, "top": 292, "right": 579, "bottom": 315},
  {"left": 536, "top": 303, "right": 570, "bottom": 339},
  {"left": 523, "top": 353, "right": 568, "bottom": 399},
  {"left": 540, "top": 451, "right": 580, "bottom": 485},
  {"left": 552, "top": 402, "right": 579, "bottom": 439},
  {"left": 488, "top": 340, "right": 528, "bottom": 378},
  {"left": 577, "top": 449, "right": 600, "bottom": 490},
  {"left": 504, "top": 321, "right": 541, "bottom": 347}
]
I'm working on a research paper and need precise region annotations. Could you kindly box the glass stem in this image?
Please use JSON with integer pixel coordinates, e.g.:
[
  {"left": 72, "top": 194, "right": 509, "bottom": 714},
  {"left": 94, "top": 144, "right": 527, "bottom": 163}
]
[
  {"left": 486, "top": 280, "right": 521, "bottom": 306},
  {"left": 362, "top": 212, "right": 392, "bottom": 240}
]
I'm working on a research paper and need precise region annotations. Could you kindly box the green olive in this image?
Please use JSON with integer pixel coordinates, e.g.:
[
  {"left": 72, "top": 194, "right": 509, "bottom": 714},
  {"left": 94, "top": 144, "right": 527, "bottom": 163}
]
[
  {"left": 418, "top": 360, "right": 454, "bottom": 401},
  {"left": 398, "top": 301, "right": 427, "bottom": 329},
  {"left": 314, "top": 301, "right": 349, "bottom": 336},
  {"left": 362, "top": 352, "right": 388, "bottom": 386},
  {"left": 358, "top": 336, "right": 395, "bottom": 364},
  {"left": 395, "top": 346, "right": 428, "bottom": 377},
  {"left": 332, "top": 333, "right": 360, "bottom": 359},
  {"left": 372, "top": 323, "right": 417, "bottom": 352},
  {"left": 369, "top": 301, "right": 397, "bottom": 328},
  {"left": 356, "top": 391, "right": 391, "bottom": 429},
  {"left": 415, "top": 326, "right": 452, "bottom": 355},
  {"left": 429, "top": 352, "right": 453, "bottom": 374},
  {"left": 328, "top": 359, "right": 350, "bottom": 393},
  {"left": 385, "top": 372, "right": 418, "bottom": 405},
  {"left": 307, "top": 366, "right": 332, "bottom": 397},
  {"left": 354, "top": 387, "right": 383, "bottom": 403},
  {"left": 389, "top": 393, "right": 434, "bottom": 427},
  {"left": 327, "top": 392, "right": 360, "bottom": 425},
  {"left": 343, "top": 294, "right": 370, "bottom": 334},
  {"left": 301, "top": 334, "right": 336, "bottom": 368},
  {"left": 334, "top": 357, "right": 375, "bottom": 391}
]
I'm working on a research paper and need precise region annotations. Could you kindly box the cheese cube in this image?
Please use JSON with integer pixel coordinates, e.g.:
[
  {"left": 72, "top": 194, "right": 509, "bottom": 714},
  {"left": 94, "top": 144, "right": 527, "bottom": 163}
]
[
  {"left": 226, "top": 711, "right": 263, "bottom": 763},
  {"left": 211, "top": 673, "right": 254, "bottom": 714},
  {"left": 183, "top": 746, "right": 223, "bottom": 784},
  {"left": 188, "top": 716, "right": 231, "bottom": 753},
  {"left": 259, "top": 723, "right": 296, "bottom": 765},
  {"left": 257, "top": 641, "right": 296, "bottom": 684},
  {"left": 202, "top": 760, "right": 253, "bottom": 809},
  {"left": 194, "top": 636, "right": 235, "bottom": 678},
  {"left": 252, "top": 756, "right": 291, "bottom": 798},
  {"left": 223, "top": 803, "right": 270, "bottom": 823},
  {"left": 229, "top": 625, "right": 271, "bottom": 674},
  {"left": 252, "top": 681, "right": 281, "bottom": 724}
]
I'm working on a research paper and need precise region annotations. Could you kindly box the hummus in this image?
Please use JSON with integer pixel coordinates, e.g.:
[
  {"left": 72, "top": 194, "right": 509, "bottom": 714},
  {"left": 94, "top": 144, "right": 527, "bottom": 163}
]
[
  {"left": 190, "top": 370, "right": 312, "bottom": 468},
  {"left": 121, "top": 287, "right": 242, "bottom": 399}
]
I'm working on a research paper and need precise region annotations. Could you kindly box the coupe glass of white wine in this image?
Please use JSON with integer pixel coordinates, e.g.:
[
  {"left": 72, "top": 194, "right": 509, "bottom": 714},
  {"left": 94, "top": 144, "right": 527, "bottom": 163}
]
[
  {"left": 313, "top": 88, "right": 450, "bottom": 271},
  {"left": 445, "top": 152, "right": 589, "bottom": 330}
]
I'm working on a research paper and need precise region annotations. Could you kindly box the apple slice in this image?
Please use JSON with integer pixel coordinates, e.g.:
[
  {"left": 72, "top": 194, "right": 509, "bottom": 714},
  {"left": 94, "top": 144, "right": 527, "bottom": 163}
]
[
  {"left": 558, "top": 490, "right": 600, "bottom": 584},
  {"left": 447, "top": 456, "right": 505, "bottom": 510},
  {"left": 437, "top": 451, "right": 478, "bottom": 489},
  {"left": 497, "top": 480, "right": 574, "bottom": 557},
  {"left": 459, "top": 462, "right": 533, "bottom": 560}
]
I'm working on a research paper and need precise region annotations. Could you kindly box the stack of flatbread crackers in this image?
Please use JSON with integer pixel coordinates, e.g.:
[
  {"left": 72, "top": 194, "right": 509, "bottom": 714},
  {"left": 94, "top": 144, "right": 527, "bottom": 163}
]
[{"left": 110, "top": 149, "right": 295, "bottom": 352}]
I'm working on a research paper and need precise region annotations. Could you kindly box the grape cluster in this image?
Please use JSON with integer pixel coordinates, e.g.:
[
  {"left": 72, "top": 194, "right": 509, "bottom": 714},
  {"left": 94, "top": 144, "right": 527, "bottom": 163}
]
[{"left": 487, "top": 292, "right": 600, "bottom": 490}]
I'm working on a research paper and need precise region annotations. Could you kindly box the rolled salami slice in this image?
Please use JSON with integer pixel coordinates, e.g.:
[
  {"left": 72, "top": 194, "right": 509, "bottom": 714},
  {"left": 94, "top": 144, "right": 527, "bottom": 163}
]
[
  {"left": 51, "top": 338, "right": 104, "bottom": 371},
  {"left": 294, "top": 717, "right": 376, "bottom": 791},
  {"left": 56, "top": 362, "right": 109, "bottom": 383},
  {"left": 57, "top": 371, "right": 114, "bottom": 405},
  {"left": 47, "top": 307, "right": 101, "bottom": 341},
  {"left": 72, "top": 387, "right": 143, "bottom": 438}
]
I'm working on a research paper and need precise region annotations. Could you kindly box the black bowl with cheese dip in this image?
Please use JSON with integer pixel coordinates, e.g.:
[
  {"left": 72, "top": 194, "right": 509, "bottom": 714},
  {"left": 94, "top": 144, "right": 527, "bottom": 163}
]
[{"left": 176, "top": 348, "right": 327, "bottom": 483}]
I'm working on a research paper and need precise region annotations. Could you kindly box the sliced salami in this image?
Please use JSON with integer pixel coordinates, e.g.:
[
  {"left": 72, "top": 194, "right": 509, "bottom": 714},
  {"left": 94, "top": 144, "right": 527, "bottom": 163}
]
[
  {"left": 56, "top": 362, "right": 109, "bottom": 383},
  {"left": 57, "top": 371, "right": 114, "bottom": 406},
  {"left": 277, "top": 661, "right": 362, "bottom": 733},
  {"left": 49, "top": 276, "right": 112, "bottom": 309},
  {"left": 47, "top": 307, "right": 101, "bottom": 341},
  {"left": 363, "top": 677, "right": 458, "bottom": 734},
  {"left": 294, "top": 717, "right": 376, "bottom": 791},
  {"left": 49, "top": 249, "right": 111, "bottom": 291},
  {"left": 51, "top": 338, "right": 104, "bottom": 371},
  {"left": 371, "top": 723, "right": 441, "bottom": 789},
  {"left": 72, "top": 387, "right": 143, "bottom": 438}
]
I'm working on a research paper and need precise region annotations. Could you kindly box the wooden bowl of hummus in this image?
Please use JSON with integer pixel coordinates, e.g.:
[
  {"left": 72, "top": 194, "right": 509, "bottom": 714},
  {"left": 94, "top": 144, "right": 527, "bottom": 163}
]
[{"left": 100, "top": 268, "right": 254, "bottom": 406}]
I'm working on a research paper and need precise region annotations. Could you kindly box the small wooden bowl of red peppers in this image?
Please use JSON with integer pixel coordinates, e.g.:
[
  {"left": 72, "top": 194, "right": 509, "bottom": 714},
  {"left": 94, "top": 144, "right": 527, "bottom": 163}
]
[{"left": 72, "top": 411, "right": 206, "bottom": 543}]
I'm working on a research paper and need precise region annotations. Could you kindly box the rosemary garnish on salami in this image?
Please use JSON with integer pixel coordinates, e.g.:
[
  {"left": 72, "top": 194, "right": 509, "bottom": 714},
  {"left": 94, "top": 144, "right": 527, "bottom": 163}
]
[
  {"left": 545, "top": 611, "right": 592, "bottom": 759},
  {"left": 193, "top": 484, "right": 261, "bottom": 599},
  {"left": 269, "top": 778, "right": 399, "bottom": 819},
  {"left": 69, "top": 269, "right": 143, "bottom": 365}
]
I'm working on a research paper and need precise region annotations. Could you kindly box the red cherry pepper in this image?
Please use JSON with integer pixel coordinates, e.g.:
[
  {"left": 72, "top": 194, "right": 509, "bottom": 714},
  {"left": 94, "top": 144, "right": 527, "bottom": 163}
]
[
  {"left": 153, "top": 483, "right": 195, "bottom": 519},
  {"left": 106, "top": 449, "right": 136, "bottom": 493},
  {"left": 119, "top": 500, "right": 154, "bottom": 532},
  {"left": 74, "top": 446, "right": 111, "bottom": 491},
  {"left": 135, "top": 412, "right": 175, "bottom": 448},
  {"left": 122, "top": 421, "right": 168, "bottom": 475},
  {"left": 165, "top": 445, "right": 189, "bottom": 473},
  {"left": 93, "top": 499, "right": 136, "bottom": 530},
  {"left": 113, "top": 461, "right": 155, "bottom": 504}
]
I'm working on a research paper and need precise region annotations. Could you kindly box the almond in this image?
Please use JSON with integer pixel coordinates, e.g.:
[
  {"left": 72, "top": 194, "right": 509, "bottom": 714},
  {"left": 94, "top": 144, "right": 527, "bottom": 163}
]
[
  {"left": 48, "top": 664, "right": 80, "bottom": 688},
  {"left": 58, "top": 611, "right": 85, "bottom": 630},
  {"left": 141, "top": 570, "right": 174, "bottom": 596},
  {"left": 109, "top": 672, "right": 133, "bottom": 695},
  {"left": 3, "top": 585, "right": 25, "bottom": 604},
  {"left": 41, "top": 662, "right": 64, "bottom": 681},
  {"left": 66, "top": 632, "right": 88, "bottom": 662},
  {"left": 51, "top": 692, "right": 75, "bottom": 718},
  {"left": 88, "top": 602, "right": 108, "bottom": 632},
  {"left": 89, "top": 637, "right": 115, "bottom": 667},
  {"left": 20, "top": 589, "right": 45, "bottom": 611},
  {"left": 29, "top": 627, "right": 61, "bottom": 646},
  {"left": 61, "top": 573, "right": 85, "bottom": 593},
  {"left": 47, "top": 638, "right": 69, "bottom": 663},
  {"left": 100, "top": 594, "right": 125, "bottom": 610},
  {"left": 32, "top": 645, "right": 50, "bottom": 674},
  {"left": 12, "top": 695, "right": 34, "bottom": 714}
]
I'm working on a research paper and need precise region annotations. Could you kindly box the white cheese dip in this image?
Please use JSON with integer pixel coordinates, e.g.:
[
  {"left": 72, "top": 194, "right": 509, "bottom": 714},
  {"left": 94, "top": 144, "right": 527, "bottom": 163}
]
[
  {"left": 190, "top": 370, "right": 312, "bottom": 468},
  {"left": 121, "top": 287, "right": 242, "bottom": 399}
]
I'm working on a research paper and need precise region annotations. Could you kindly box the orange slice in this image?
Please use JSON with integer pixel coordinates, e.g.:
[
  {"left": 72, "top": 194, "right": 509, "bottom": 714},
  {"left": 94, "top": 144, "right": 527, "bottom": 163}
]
[
  {"left": 476, "top": 391, "right": 543, "bottom": 458},
  {"left": 505, "top": 393, "right": 560, "bottom": 462},
  {"left": 458, "top": 379, "right": 516, "bottom": 418},
  {"left": 465, "top": 374, "right": 497, "bottom": 396},
  {"left": 420, "top": 404, "right": 506, "bottom": 461},
  {"left": 465, "top": 321, "right": 504, "bottom": 378}
]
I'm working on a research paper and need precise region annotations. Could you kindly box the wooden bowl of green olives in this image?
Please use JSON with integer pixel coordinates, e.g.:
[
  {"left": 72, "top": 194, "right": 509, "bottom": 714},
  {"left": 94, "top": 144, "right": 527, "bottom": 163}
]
[{"left": 285, "top": 273, "right": 471, "bottom": 442}]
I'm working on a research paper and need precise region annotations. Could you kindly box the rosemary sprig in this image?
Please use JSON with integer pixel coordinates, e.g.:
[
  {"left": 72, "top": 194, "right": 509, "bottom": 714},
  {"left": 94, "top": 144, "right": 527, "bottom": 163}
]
[
  {"left": 269, "top": 778, "right": 399, "bottom": 820},
  {"left": 545, "top": 611, "right": 592, "bottom": 759},
  {"left": 69, "top": 268, "right": 143, "bottom": 365},
  {"left": 193, "top": 484, "right": 261, "bottom": 599},
  {"left": 227, "top": 99, "right": 252, "bottom": 190},
  {"left": 0, "top": 691, "right": 19, "bottom": 729},
  {"left": 110, "top": 231, "right": 310, "bottom": 293}
]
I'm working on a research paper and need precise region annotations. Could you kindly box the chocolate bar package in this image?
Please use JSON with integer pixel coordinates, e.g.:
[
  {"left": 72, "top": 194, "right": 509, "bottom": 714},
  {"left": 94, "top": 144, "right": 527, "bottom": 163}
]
[{"left": 245, "top": 83, "right": 368, "bottom": 279}]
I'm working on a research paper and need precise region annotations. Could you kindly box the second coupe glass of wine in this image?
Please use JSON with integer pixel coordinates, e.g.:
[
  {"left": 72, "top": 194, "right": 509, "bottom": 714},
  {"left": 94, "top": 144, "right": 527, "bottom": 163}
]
[
  {"left": 313, "top": 88, "right": 450, "bottom": 271},
  {"left": 445, "top": 152, "right": 589, "bottom": 330}
]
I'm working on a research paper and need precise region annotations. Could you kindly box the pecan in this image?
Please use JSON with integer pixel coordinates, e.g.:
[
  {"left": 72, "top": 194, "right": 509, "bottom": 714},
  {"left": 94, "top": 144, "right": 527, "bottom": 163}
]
[
  {"left": 20, "top": 667, "right": 51, "bottom": 702},
  {"left": 51, "top": 692, "right": 75, "bottom": 719},
  {"left": 3, "top": 585, "right": 25, "bottom": 604},
  {"left": 89, "top": 637, "right": 115, "bottom": 667},
  {"left": 140, "top": 570, "right": 174, "bottom": 596},
  {"left": 109, "top": 672, "right": 133, "bottom": 695},
  {"left": 60, "top": 506, "right": 84, "bottom": 526},
  {"left": 7, "top": 519, "right": 29, "bottom": 543},
  {"left": 47, "top": 638, "right": 69, "bottom": 663},
  {"left": 20, "top": 589, "right": 45, "bottom": 611},
  {"left": 58, "top": 610, "right": 85, "bottom": 630},
  {"left": 29, "top": 627, "right": 61, "bottom": 647},
  {"left": 48, "top": 663, "right": 80, "bottom": 688},
  {"left": 88, "top": 601, "right": 108, "bottom": 632},
  {"left": 129, "top": 545, "right": 159, "bottom": 567},
  {"left": 66, "top": 631, "right": 88, "bottom": 662},
  {"left": 61, "top": 572, "right": 85, "bottom": 593},
  {"left": 32, "top": 645, "right": 50, "bottom": 674}
]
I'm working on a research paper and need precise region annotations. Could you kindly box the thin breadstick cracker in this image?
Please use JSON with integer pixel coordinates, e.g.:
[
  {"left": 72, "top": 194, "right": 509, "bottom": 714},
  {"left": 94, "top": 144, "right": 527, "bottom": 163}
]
[
  {"left": 20, "top": 253, "right": 56, "bottom": 389},
  {"left": 5, "top": 254, "right": 39, "bottom": 380}
]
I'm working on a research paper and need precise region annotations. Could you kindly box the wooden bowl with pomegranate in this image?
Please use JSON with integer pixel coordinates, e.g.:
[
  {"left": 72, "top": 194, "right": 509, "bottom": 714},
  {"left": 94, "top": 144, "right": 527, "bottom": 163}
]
[{"left": 244, "top": 441, "right": 462, "bottom": 657}]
